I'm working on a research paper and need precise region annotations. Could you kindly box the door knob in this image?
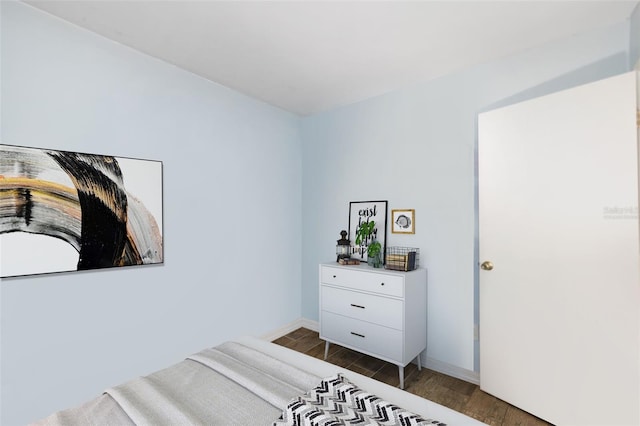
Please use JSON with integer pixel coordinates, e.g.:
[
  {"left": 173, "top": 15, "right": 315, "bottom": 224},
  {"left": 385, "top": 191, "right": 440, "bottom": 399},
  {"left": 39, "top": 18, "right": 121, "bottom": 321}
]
[{"left": 481, "top": 261, "right": 494, "bottom": 271}]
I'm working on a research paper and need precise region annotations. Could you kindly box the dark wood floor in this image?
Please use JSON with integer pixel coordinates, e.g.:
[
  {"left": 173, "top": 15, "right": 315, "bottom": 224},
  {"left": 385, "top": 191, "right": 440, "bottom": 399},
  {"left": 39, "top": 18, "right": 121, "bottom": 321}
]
[{"left": 273, "top": 327, "right": 552, "bottom": 426}]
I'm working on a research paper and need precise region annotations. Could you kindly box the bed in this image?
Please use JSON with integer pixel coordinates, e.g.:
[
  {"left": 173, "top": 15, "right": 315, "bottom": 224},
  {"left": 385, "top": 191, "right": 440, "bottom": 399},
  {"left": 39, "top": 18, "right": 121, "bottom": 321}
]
[{"left": 32, "top": 336, "right": 486, "bottom": 425}]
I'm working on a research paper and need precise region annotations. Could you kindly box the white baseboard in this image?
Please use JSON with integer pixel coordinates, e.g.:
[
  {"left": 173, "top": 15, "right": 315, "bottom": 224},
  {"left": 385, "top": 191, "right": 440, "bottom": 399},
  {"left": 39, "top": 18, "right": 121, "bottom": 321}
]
[
  {"left": 423, "top": 356, "right": 480, "bottom": 385},
  {"left": 261, "top": 318, "right": 319, "bottom": 341},
  {"left": 262, "top": 318, "right": 479, "bottom": 385}
]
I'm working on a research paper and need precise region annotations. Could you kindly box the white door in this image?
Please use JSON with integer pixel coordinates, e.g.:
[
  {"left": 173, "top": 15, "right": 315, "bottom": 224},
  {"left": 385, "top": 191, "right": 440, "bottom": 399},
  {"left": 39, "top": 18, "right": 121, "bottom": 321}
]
[{"left": 478, "top": 72, "right": 640, "bottom": 425}]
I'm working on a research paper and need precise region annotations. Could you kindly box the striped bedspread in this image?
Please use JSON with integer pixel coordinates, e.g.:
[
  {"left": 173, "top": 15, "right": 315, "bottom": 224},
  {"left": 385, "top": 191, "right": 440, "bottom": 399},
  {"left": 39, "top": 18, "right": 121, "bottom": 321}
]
[{"left": 274, "top": 374, "right": 445, "bottom": 426}]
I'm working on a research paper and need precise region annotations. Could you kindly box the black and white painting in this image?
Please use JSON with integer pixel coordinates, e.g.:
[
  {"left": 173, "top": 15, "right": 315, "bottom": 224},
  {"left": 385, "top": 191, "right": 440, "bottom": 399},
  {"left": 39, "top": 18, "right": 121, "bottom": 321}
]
[
  {"left": 391, "top": 209, "right": 415, "bottom": 234},
  {"left": 348, "top": 200, "right": 387, "bottom": 261},
  {"left": 0, "top": 144, "right": 163, "bottom": 278}
]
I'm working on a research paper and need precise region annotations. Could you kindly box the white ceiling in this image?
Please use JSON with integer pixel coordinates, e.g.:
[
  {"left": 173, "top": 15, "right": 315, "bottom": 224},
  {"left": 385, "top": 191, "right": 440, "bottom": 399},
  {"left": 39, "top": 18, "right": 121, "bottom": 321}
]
[{"left": 25, "top": 1, "right": 639, "bottom": 116}]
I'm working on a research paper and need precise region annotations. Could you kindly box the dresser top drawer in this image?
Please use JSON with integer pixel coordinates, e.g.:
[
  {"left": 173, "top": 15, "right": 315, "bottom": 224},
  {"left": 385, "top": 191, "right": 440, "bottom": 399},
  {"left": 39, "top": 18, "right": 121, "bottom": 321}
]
[{"left": 320, "top": 264, "right": 403, "bottom": 297}]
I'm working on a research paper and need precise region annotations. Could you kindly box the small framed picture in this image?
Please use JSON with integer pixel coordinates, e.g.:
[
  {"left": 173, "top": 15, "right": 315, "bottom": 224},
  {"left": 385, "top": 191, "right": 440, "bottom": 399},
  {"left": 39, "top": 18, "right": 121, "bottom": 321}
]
[{"left": 391, "top": 209, "right": 415, "bottom": 234}]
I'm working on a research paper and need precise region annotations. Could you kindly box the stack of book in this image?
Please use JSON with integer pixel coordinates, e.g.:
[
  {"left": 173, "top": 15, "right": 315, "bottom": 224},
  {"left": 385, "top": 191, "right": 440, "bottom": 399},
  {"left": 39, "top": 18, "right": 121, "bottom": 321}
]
[{"left": 385, "top": 251, "right": 417, "bottom": 271}]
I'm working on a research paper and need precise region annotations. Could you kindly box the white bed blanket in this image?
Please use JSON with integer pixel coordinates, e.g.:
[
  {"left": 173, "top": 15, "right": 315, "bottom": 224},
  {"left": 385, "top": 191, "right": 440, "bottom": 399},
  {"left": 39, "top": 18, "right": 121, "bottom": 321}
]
[
  {"left": 32, "top": 337, "right": 486, "bottom": 426},
  {"left": 34, "top": 341, "right": 320, "bottom": 426}
]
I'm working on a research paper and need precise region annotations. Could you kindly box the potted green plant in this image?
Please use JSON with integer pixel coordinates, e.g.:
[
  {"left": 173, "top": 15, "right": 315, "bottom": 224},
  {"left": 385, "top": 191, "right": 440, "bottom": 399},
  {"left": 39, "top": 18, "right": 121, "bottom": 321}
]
[{"left": 355, "top": 220, "right": 383, "bottom": 268}]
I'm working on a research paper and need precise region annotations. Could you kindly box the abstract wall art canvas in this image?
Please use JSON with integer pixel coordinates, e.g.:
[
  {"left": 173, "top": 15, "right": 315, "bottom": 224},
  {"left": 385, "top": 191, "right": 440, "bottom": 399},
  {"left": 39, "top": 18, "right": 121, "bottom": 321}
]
[{"left": 0, "top": 144, "right": 163, "bottom": 278}]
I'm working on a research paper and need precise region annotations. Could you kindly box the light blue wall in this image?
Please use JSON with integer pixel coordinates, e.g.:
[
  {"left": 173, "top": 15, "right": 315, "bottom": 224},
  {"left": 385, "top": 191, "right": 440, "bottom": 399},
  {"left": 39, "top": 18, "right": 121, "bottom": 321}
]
[
  {"left": 631, "top": 3, "right": 640, "bottom": 68},
  {"left": 0, "top": 2, "right": 301, "bottom": 425},
  {"left": 300, "top": 21, "right": 630, "bottom": 373}
]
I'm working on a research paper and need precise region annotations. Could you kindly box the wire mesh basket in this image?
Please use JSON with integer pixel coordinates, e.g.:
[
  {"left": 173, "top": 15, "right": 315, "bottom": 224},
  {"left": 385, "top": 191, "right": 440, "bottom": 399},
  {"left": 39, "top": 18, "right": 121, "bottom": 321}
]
[{"left": 385, "top": 247, "right": 420, "bottom": 271}]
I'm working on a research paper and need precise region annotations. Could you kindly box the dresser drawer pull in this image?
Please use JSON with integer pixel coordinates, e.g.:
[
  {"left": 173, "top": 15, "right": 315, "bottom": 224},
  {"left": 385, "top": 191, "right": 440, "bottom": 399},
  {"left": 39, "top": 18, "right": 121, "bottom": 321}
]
[
  {"left": 350, "top": 303, "right": 365, "bottom": 309},
  {"left": 381, "top": 282, "right": 385, "bottom": 286},
  {"left": 333, "top": 275, "right": 337, "bottom": 278},
  {"left": 350, "top": 332, "right": 365, "bottom": 338}
]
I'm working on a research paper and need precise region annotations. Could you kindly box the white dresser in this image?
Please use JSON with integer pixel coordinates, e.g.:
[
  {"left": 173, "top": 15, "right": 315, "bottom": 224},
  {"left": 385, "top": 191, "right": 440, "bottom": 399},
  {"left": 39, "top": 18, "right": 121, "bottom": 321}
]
[{"left": 319, "top": 262, "right": 427, "bottom": 389}]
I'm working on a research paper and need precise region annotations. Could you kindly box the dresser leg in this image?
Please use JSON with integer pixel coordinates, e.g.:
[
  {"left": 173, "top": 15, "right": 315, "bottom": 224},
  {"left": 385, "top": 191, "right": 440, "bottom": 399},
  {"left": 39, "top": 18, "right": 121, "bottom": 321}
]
[
  {"left": 417, "top": 353, "right": 422, "bottom": 371},
  {"left": 398, "top": 365, "right": 405, "bottom": 390},
  {"left": 324, "top": 341, "right": 330, "bottom": 360}
]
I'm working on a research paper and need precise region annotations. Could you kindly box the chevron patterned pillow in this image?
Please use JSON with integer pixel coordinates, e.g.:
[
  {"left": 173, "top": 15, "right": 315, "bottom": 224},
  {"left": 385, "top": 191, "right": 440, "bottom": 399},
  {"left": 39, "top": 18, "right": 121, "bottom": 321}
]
[{"left": 274, "top": 374, "right": 446, "bottom": 426}]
